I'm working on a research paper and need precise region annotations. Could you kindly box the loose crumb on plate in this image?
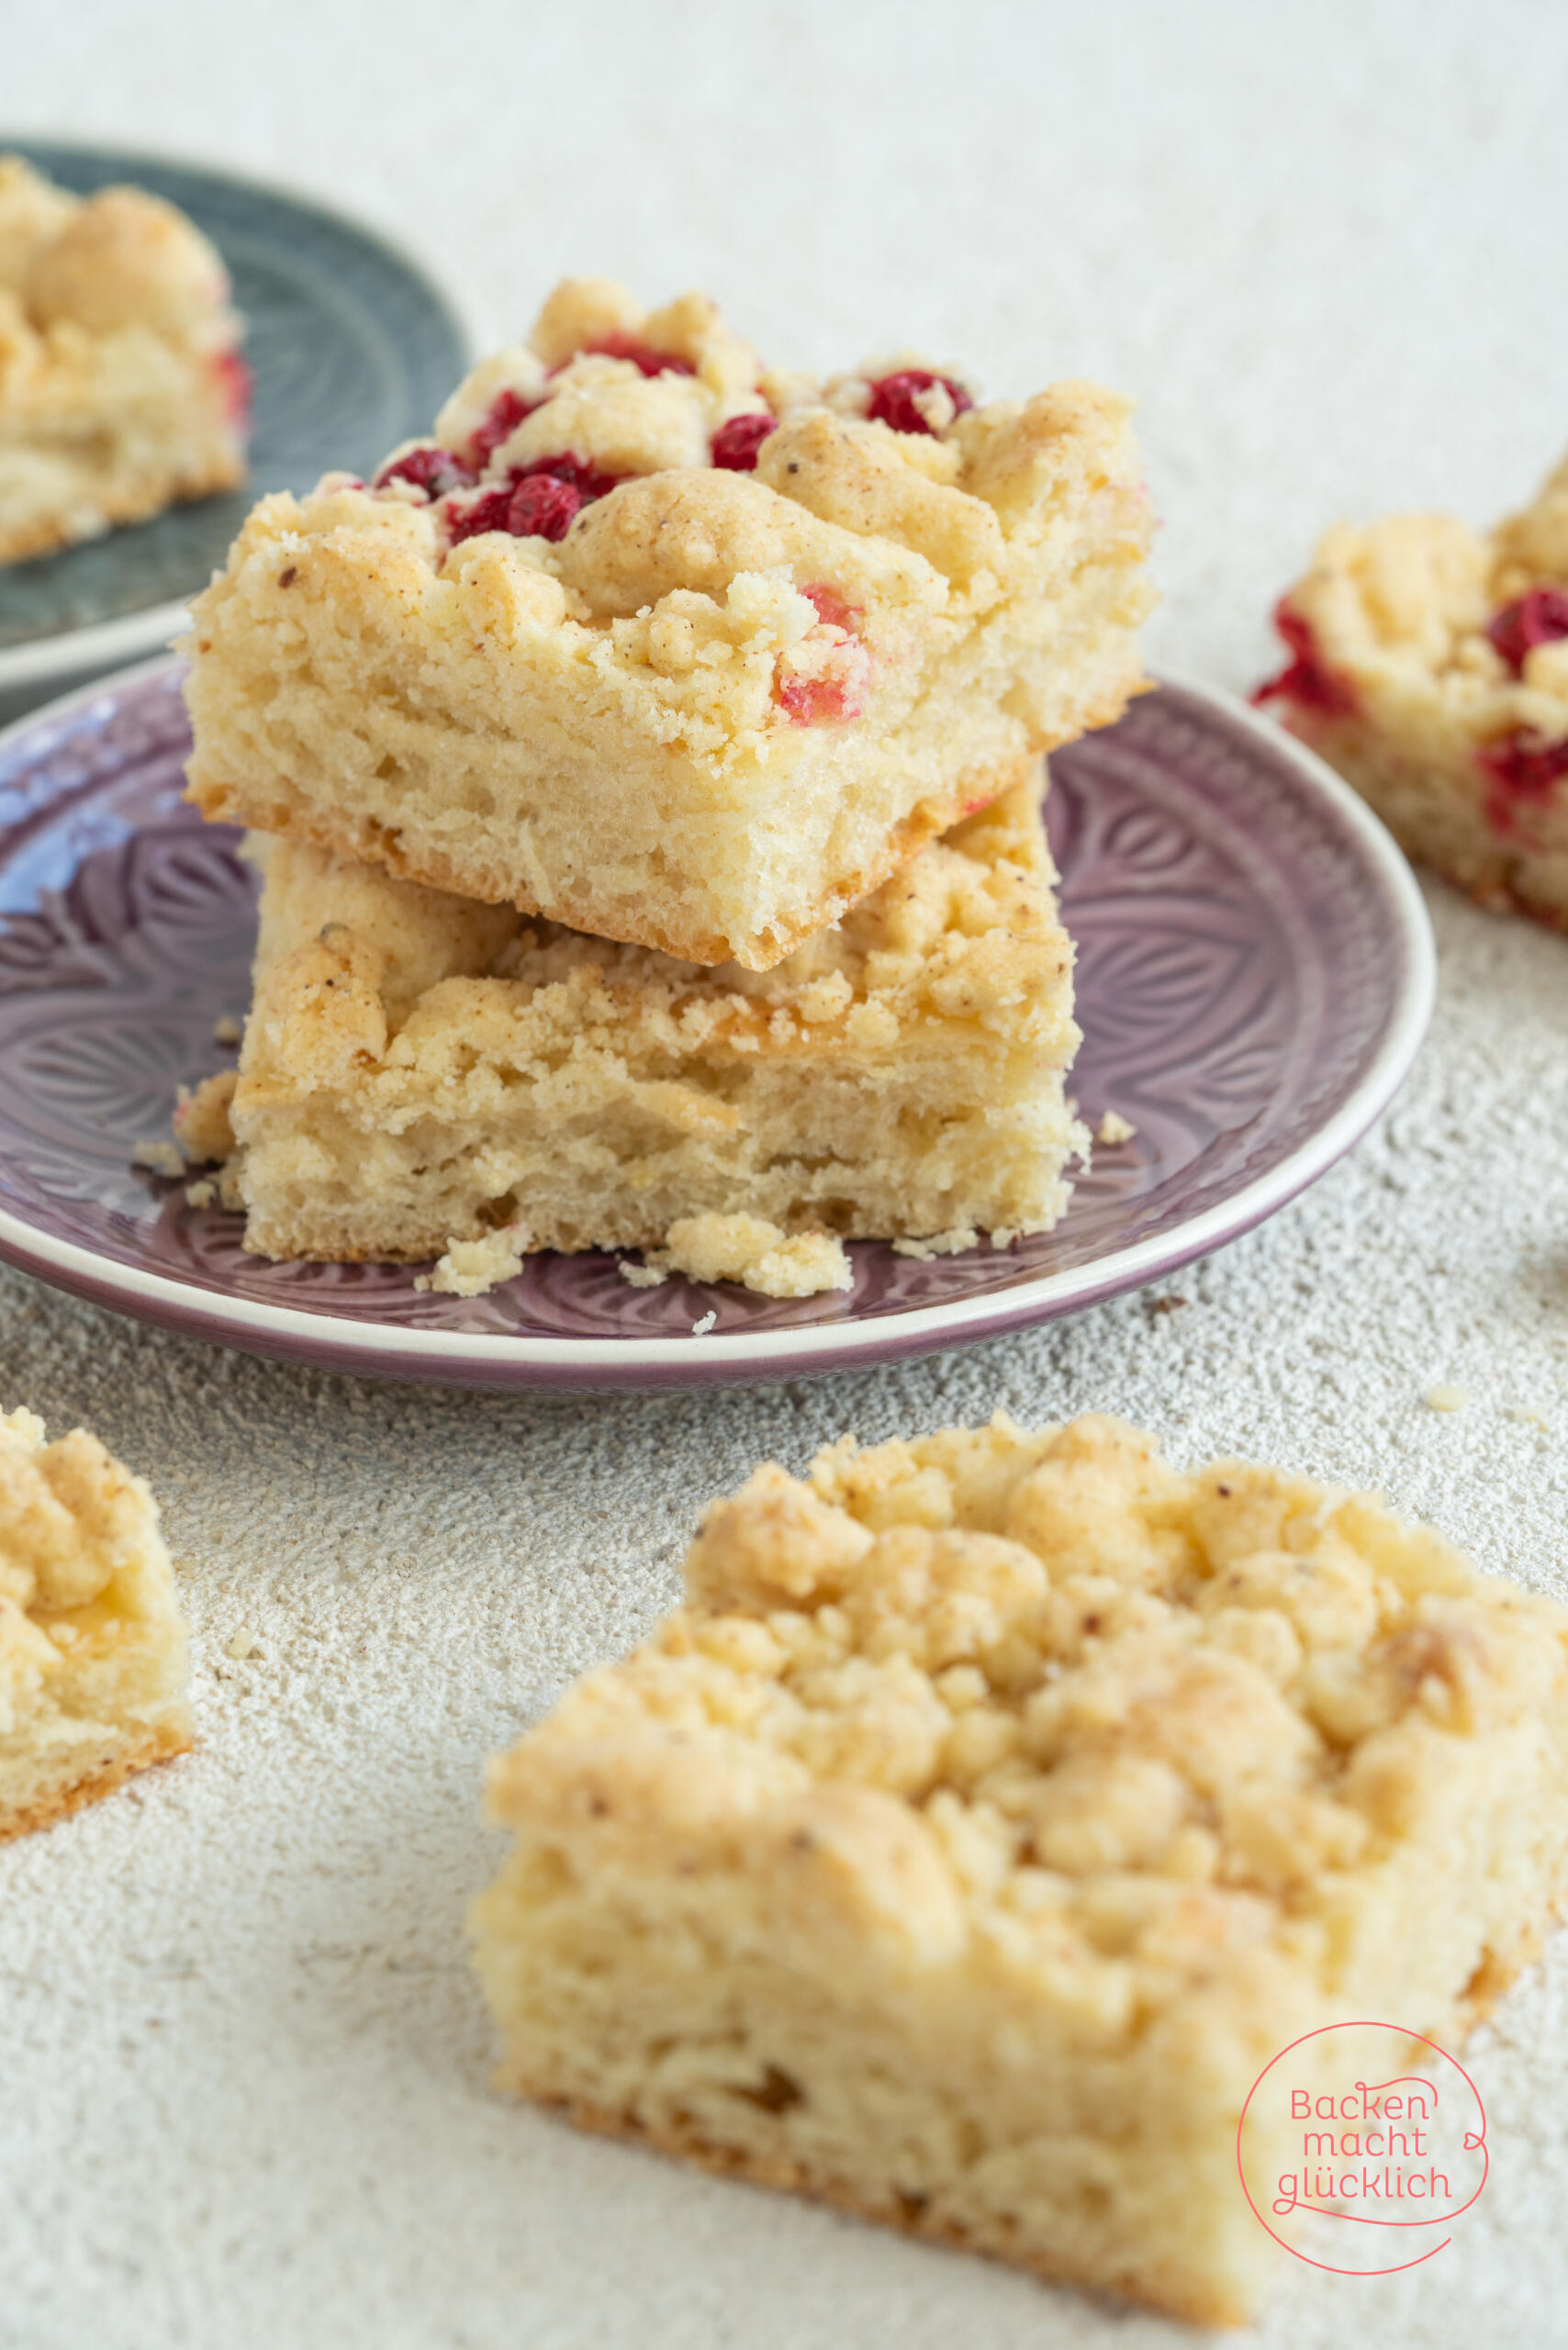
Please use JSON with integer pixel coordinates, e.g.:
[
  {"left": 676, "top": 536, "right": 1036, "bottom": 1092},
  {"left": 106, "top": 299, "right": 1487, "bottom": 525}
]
[
  {"left": 1097, "top": 1108, "right": 1137, "bottom": 1145},
  {"left": 183, "top": 1179, "right": 217, "bottom": 1210},
  {"left": 212, "top": 1013, "right": 242, "bottom": 1046},
  {"left": 891, "top": 1226, "right": 981, "bottom": 1261},
  {"left": 414, "top": 1226, "right": 528, "bottom": 1298},
  {"left": 691, "top": 1311, "right": 718, "bottom": 1337},
  {"left": 649, "top": 1214, "right": 851, "bottom": 1299},
  {"left": 619, "top": 1261, "right": 669, "bottom": 1290},
  {"left": 133, "top": 1139, "right": 185, "bottom": 1179}
]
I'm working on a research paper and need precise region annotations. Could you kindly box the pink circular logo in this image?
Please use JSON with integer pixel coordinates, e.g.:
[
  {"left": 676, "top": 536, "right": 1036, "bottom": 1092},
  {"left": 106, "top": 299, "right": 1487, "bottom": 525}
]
[{"left": 1238, "top": 2021, "right": 1488, "bottom": 2279}]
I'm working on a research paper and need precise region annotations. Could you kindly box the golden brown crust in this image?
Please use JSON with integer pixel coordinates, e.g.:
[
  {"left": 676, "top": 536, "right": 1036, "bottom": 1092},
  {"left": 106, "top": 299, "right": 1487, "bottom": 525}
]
[
  {"left": 0, "top": 1718, "right": 192, "bottom": 1844},
  {"left": 510, "top": 2082, "right": 1249, "bottom": 2329}
]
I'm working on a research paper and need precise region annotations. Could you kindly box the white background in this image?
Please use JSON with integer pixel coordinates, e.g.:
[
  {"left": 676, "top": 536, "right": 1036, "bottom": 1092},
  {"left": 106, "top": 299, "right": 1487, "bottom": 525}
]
[{"left": 3, "top": 5, "right": 1568, "bottom": 2346}]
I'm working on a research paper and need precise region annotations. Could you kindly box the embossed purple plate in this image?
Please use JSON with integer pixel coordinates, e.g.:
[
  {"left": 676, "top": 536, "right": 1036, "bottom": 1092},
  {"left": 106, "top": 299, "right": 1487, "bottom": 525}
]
[{"left": 0, "top": 658, "right": 1433, "bottom": 1390}]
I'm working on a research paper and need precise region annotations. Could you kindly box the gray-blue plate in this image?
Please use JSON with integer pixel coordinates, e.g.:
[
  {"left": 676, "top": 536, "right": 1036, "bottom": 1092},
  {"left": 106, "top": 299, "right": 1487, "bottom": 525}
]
[{"left": 0, "top": 140, "right": 470, "bottom": 696}]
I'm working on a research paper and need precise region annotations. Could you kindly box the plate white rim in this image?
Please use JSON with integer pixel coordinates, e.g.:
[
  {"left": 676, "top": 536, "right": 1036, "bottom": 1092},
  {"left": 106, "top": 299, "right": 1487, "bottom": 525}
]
[
  {"left": 0, "top": 659, "right": 1436, "bottom": 1386},
  {"left": 0, "top": 134, "right": 484, "bottom": 695}
]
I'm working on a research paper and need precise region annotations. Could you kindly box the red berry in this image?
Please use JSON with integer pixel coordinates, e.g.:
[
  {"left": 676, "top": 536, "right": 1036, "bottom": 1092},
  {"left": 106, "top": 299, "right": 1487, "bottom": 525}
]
[
  {"left": 1478, "top": 728, "right": 1568, "bottom": 833},
  {"left": 374, "top": 445, "right": 475, "bottom": 498},
  {"left": 778, "top": 666, "right": 869, "bottom": 725},
  {"left": 1485, "top": 588, "right": 1568, "bottom": 676},
  {"left": 1252, "top": 600, "right": 1360, "bottom": 720},
  {"left": 443, "top": 455, "right": 618, "bottom": 547},
  {"left": 865, "top": 368, "right": 974, "bottom": 437},
  {"left": 778, "top": 591, "right": 870, "bottom": 725},
  {"left": 516, "top": 451, "right": 619, "bottom": 498},
  {"left": 801, "top": 583, "right": 859, "bottom": 634},
  {"left": 212, "top": 349, "right": 252, "bottom": 430},
  {"left": 711, "top": 411, "right": 776, "bottom": 471},
  {"left": 566, "top": 334, "right": 696, "bottom": 379},
  {"left": 444, "top": 485, "right": 518, "bottom": 544},
  {"left": 468, "top": 387, "right": 542, "bottom": 468},
  {"left": 505, "top": 473, "right": 585, "bottom": 541}
]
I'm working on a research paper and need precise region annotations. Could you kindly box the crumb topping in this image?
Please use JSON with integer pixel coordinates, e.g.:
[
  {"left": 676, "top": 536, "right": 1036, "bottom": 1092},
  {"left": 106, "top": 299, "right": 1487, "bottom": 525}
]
[
  {"left": 0, "top": 154, "right": 241, "bottom": 370},
  {"left": 491, "top": 1414, "right": 1568, "bottom": 2003},
  {"left": 0, "top": 1406, "right": 161, "bottom": 1665},
  {"left": 219, "top": 275, "right": 1145, "bottom": 738}
]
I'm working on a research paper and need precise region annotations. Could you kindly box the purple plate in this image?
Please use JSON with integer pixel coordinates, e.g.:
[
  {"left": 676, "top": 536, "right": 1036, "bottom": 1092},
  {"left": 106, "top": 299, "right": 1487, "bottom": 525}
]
[{"left": 0, "top": 658, "right": 1433, "bottom": 1390}]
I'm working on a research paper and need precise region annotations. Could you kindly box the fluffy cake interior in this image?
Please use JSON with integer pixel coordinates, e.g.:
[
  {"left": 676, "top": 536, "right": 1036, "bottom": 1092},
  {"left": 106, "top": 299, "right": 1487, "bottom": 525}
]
[
  {"left": 1258, "top": 447, "right": 1568, "bottom": 926},
  {"left": 0, "top": 155, "right": 247, "bottom": 565},
  {"left": 0, "top": 1406, "right": 193, "bottom": 1840},
  {"left": 185, "top": 777, "right": 1089, "bottom": 1276},
  {"left": 183, "top": 276, "right": 1152, "bottom": 968},
  {"left": 472, "top": 1413, "right": 1568, "bottom": 2326}
]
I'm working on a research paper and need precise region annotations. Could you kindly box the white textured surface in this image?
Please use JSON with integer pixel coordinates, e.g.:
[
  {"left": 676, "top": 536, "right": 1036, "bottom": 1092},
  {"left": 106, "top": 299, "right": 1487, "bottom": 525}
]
[{"left": 4, "top": 4, "right": 1568, "bottom": 2344}]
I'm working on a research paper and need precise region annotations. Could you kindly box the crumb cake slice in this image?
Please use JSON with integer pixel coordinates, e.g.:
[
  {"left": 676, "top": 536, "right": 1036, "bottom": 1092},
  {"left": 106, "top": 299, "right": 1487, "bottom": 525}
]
[
  {"left": 178, "top": 778, "right": 1087, "bottom": 1288},
  {"left": 1256, "top": 447, "right": 1568, "bottom": 926},
  {"left": 183, "top": 276, "right": 1152, "bottom": 968},
  {"left": 1, "top": 1406, "right": 193, "bottom": 1839},
  {"left": 471, "top": 1413, "right": 1568, "bottom": 2325},
  {"left": 0, "top": 155, "right": 247, "bottom": 566}
]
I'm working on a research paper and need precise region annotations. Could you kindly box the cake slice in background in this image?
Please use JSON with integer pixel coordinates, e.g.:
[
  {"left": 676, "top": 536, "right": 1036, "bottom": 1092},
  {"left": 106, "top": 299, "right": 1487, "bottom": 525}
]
[
  {"left": 0, "top": 155, "right": 249, "bottom": 566},
  {"left": 1256, "top": 448, "right": 1568, "bottom": 928},
  {"left": 1, "top": 1406, "right": 193, "bottom": 1839}
]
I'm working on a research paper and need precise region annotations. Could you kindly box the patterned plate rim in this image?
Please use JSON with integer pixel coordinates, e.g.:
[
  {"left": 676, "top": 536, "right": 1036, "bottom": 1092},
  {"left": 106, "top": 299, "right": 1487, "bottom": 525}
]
[
  {"left": 0, "top": 136, "right": 479, "bottom": 692},
  {"left": 0, "top": 658, "right": 1435, "bottom": 1390}
]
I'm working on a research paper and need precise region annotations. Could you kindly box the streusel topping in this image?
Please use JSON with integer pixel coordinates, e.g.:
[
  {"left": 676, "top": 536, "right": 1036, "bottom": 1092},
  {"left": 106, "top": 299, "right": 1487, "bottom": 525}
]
[
  {"left": 498, "top": 1415, "right": 1568, "bottom": 2001},
  {"left": 0, "top": 1406, "right": 160, "bottom": 1669}
]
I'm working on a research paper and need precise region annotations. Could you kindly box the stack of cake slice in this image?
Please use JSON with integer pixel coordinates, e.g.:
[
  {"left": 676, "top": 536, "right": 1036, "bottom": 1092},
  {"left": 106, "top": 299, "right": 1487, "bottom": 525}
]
[{"left": 176, "top": 280, "right": 1156, "bottom": 1295}]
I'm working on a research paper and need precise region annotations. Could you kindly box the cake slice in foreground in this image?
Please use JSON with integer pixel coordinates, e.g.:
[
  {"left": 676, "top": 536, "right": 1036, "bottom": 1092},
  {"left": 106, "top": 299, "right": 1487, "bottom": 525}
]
[
  {"left": 1256, "top": 446, "right": 1568, "bottom": 927},
  {"left": 183, "top": 275, "right": 1151, "bottom": 968},
  {"left": 0, "top": 155, "right": 248, "bottom": 566},
  {"left": 471, "top": 1413, "right": 1568, "bottom": 2324},
  {"left": 180, "top": 777, "right": 1088, "bottom": 1292},
  {"left": 1, "top": 1407, "right": 193, "bottom": 1839}
]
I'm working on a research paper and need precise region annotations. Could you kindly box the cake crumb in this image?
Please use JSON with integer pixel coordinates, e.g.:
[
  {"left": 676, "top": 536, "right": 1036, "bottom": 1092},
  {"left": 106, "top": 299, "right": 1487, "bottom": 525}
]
[
  {"left": 414, "top": 1226, "right": 528, "bottom": 1297},
  {"left": 891, "top": 1226, "right": 980, "bottom": 1262},
  {"left": 1425, "top": 1383, "right": 1470, "bottom": 1413},
  {"left": 133, "top": 1139, "right": 185, "bottom": 1179},
  {"left": 184, "top": 1179, "right": 217, "bottom": 1209},
  {"left": 619, "top": 1260, "right": 669, "bottom": 1290},
  {"left": 650, "top": 1214, "right": 851, "bottom": 1299},
  {"left": 691, "top": 1311, "right": 718, "bottom": 1337},
  {"left": 212, "top": 1013, "right": 242, "bottom": 1046},
  {"left": 1097, "top": 1108, "right": 1137, "bottom": 1145},
  {"left": 173, "top": 1069, "right": 238, "bottom": 1164}
]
